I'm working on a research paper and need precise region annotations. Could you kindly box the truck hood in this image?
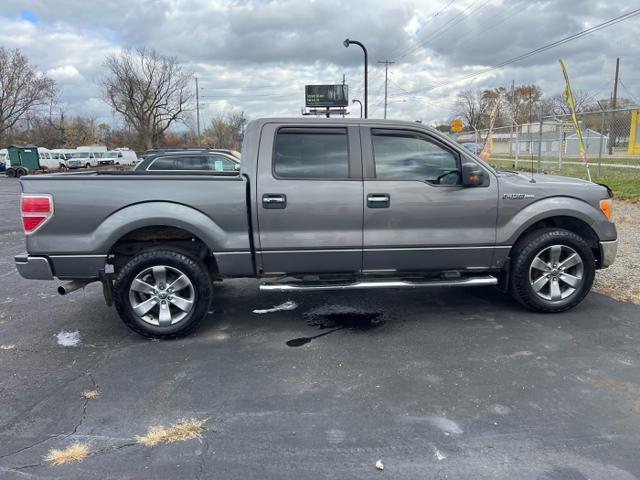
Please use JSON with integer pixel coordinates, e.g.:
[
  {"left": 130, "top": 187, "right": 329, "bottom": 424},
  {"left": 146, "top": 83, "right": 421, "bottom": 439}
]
[
  {"left": 496, "top": 171, "right": 610, "bottom": 204},
  {"left": 499, "top": 170, "right": 593, "bottom": 186}
]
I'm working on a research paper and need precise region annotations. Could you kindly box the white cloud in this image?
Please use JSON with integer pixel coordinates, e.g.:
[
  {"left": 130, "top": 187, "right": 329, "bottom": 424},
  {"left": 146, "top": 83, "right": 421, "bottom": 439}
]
[
  {"left": 46, "top": 64, "right": 81, "bottom": 80},
  {"left": 0, "top": 0, "right": 637, "bottom": 125}
]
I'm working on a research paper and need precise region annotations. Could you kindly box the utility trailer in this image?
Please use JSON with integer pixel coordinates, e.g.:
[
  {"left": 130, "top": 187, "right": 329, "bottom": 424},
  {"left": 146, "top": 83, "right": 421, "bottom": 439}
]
[{"left": 6, "top": 144, "right": 40, "bottom": 177}]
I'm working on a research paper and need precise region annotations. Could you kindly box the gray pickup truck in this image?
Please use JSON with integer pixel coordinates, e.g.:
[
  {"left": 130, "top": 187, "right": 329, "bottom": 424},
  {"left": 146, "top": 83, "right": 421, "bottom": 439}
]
[{"left": 16, "top": 118, "right": 618, "bottom": 337}]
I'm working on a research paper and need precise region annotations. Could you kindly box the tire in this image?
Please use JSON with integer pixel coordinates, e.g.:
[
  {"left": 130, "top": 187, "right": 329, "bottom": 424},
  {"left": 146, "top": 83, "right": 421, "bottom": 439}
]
[
  {"left": 85, "top": 163, "right": 91, "bottom": 169},
  {"left": 113, "top": 249, "right": 213, "bottom": 338},
  {"left": 510, "top": 228, "right": 595, "bottom": 313},
  {"left": 16, "top": 167, "right": 27, "bottom": 177},
  {"left": 6, "top": 168, "right": 16, "bottom": 178}
]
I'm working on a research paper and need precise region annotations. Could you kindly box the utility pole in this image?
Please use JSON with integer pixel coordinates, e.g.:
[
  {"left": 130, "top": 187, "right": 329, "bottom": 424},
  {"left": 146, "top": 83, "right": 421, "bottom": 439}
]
[
  {"left": 510, "top": 80, "right": 515, "bottom": 155},
  {"left": 195, "top": 76, "right": 201, "bottom": 146},
  {"left": 342, "top": 74, "right": 346, "bottom": 118},
  {"left": 608, "top": 57, "right": 619, "bottom": 155},
  {"left": 378, "top": 60, "right": 395, "bottom": 119}
]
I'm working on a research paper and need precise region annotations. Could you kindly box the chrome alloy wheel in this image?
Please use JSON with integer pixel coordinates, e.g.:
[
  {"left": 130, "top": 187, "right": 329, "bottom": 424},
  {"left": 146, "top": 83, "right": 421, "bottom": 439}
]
[
  {"left": 528, "top": 244, "right": 584, "bottom": 302},
  {"left": 128, "top": 265, "right": 195, "bottom": 326}
]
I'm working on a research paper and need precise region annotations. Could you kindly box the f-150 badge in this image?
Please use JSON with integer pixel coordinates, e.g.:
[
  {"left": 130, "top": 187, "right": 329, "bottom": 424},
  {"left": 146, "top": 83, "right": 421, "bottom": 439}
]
[{"left": 503, "top": 193, "right": 535, "bottom": 199}]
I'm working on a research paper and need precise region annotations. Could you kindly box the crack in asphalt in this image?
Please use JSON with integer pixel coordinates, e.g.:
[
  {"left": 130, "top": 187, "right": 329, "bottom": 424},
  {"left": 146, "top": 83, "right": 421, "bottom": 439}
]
[
  {"left": 7, "top": 440, "right": 141, "bottom": 472},
  {"left": 0, "top": 371, "right": 99, "bottom": 462},
  {"left": 0, "top": 334, "right": 132, "bottom": 433},
  {"left": 196, "top": 432, "right": 212, "bottom": 480}
]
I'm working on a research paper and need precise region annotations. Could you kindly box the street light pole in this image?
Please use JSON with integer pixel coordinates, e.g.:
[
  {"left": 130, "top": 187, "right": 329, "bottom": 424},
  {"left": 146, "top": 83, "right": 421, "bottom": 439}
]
[
  {"left": 343, "top": 39, "right": 368, "bottom": 118},
  {"left": 352, "top": 99, "right": 363, "bottom": 119}
]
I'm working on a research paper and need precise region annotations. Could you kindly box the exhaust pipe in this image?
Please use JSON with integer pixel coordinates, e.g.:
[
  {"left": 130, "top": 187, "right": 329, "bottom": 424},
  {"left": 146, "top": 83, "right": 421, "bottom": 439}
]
[{"left": 57, "top": 281, "right": 89, "bottom": 296}]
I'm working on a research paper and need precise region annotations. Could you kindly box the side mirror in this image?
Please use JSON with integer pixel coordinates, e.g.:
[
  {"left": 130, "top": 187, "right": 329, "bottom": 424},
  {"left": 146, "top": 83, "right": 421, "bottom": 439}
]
[
  {"left": 462, "top": 163, "right": 484, "bottom": 187},
  {"left": 233, "top": 163, "right": 241, "bottom": 171}
]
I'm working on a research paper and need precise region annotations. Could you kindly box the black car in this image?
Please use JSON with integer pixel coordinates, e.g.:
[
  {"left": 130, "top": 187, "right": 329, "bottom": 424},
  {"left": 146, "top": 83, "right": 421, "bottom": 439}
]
[
  {"left": 139, "top": 147, "right": 240, "bottom": 161},
  {"left": 134, "top": 148, "right": 240, "bottom": 173}
]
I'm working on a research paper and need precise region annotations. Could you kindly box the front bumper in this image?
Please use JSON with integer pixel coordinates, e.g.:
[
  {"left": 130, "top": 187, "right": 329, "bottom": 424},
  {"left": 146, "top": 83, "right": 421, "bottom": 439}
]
[
  {"left": 599, "top": 239, "right": 618, "bottom": 268},
  {"left": 15, "top": 254, "right": 54, "bottom": 280}
]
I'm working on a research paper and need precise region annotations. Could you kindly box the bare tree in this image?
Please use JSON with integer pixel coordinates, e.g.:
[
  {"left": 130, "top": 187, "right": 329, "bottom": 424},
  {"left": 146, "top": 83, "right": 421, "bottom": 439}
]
[
  {"left": 455, "top": 90, "right": 485, "bottom": 131},
  {"left": 101, "top": 48, "right": 193, "bottom": 150},
  {"left": 543, "top": 89, "right": 595, "bottom": 116},
  {"left": 203, "top": 111, "right": 247, "bottom": 151},
  {"left": 0, "top": 48, "right": 56, "bottom": 143}
]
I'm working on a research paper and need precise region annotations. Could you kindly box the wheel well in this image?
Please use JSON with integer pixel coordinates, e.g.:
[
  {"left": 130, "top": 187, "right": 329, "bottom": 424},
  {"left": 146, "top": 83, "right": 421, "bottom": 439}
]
[
  {"left": 514, "top": 216, "right": 601, "bottom": 265},
  {"left": 108, "top": 226, "right": 218, "bottom": 277}
]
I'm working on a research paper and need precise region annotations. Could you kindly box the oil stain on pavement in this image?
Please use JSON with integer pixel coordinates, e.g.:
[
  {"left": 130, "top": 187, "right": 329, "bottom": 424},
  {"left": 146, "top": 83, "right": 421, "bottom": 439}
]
[{"left": 286, "top": 305, "right": 385, "bottom": 347}]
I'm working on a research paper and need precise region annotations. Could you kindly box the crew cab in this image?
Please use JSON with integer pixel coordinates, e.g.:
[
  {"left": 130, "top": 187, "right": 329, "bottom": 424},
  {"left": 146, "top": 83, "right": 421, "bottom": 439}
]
[{"left": 15, "top": 118, "right": 617, "bottom": 338}]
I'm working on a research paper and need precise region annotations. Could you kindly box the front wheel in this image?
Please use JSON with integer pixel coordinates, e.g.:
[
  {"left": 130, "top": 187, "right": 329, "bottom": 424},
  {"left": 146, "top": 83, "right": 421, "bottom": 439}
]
[
  {"left": 113, "top": 249, "right": 213, "bottom": 338},
  {"left": 510, "top": 228, "right": 595, "bottom": 312}
]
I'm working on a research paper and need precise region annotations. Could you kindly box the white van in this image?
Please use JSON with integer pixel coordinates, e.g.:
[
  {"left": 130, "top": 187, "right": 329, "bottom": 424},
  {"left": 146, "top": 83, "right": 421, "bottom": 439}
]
[
  {"left": 67, "top": 151, "right": 99, "bottom": 169},
  {"left": 37, "top": 148, "right": 67, "bottom": 170},
  {"left": 73, "top": 145, "right": 107, "bottom": 168},
  {"left": 93, "top": 148, "right": 138, "bottom": 167},
  {"left": 49, "top": 149, "right": 73, "bottom": 169},
  {"left": 0, "top": 148, "right": 7, "bottom": 171}
]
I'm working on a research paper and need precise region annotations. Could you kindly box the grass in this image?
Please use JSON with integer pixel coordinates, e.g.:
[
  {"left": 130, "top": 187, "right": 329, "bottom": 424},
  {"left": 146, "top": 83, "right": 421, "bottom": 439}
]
[
  {"left": 81, "top": 389, "right": 100, "bottom": 400},
  {"left": 44, "top": 442, "right": 90, "bottom": 465},
  {"left": 493, "top": 154, "right": 640, "bottom": 166},
  {"left": 490, "top": 158, "right": 640, "bottom": 200},
  {"left": 135, "top": 418, "right": 205, "bottom": 447}
]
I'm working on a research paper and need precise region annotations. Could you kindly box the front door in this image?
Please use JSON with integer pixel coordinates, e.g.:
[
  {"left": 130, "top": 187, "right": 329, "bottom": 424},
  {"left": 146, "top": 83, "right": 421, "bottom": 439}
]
[
  {"left": 361, "top": 126, "right": 499, "bottom": 272},
  {"left": 256, "top": 123, "right": 363, "bottom": 274}
]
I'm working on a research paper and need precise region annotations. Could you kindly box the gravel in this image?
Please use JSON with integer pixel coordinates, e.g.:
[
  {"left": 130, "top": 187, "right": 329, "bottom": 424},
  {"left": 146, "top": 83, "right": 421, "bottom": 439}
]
[{"left": 594, "top": 200, "right": 640, "bottom": 304}]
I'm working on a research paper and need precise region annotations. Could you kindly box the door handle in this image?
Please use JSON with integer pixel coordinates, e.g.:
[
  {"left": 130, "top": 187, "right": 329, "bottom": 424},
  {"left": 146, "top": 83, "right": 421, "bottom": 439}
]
[
  {"left": 263, "top": 194, "right": 287, "bottom": 209},
  {"left": 367, "top": 193, "right": 390, "bottom": 208}
]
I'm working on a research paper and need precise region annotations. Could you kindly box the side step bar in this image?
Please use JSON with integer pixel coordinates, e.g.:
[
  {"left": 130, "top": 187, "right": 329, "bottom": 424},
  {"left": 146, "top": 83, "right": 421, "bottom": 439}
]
[{"left": 260, "top": 275, "right": 498, "bottom": 292}]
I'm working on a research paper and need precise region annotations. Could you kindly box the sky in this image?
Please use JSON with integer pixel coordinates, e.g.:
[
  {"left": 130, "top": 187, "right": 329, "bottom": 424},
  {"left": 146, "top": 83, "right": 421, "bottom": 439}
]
[{"left": 0, "top": 0, "right": 638, "bottom": 128}]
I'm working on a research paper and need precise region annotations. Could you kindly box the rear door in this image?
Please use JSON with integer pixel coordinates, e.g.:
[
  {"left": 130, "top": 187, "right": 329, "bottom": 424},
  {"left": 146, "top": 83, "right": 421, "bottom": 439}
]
[
  {"left": 256, "top": 123, "right": 363, "bottom": 274},
  {"left": 361, "top": 126, "right": 499, "bottom": 272}
]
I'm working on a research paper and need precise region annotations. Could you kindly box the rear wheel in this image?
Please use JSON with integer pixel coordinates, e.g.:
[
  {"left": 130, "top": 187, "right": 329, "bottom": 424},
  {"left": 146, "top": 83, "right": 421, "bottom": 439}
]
[
  {"left": 16, "top": 167, "right": 27, "bottom": 177},
  {"left": 6, "top": 168, "right": 16, "bottom": 178},
  {"left": 113, "top": 249, "right": 212, "bottom": 338},
  {"left": 510, "top": 228, "right": 595, "bottom": 312}
]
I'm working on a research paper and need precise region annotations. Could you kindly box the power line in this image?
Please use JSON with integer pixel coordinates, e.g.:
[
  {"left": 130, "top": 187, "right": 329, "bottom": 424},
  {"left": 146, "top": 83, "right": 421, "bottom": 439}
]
[
  {"left": 445, "top": 0, "right": 526, "bottom": 50},
  {"left": 405, "top": 0, "right": 494, "bottom": 54},
  {"left": 383, "top": 0, "right": 456, "bottom": 58},
  {"left": 200, "top": 83, "right": 307, "bottom": 91},
  {"left": 395, "top": 0, "right": 490, "bottom": 61},
  {"left": 401, "top": 8, "right": 640, "bottom": 95},
  {"left": 619, "top": 77, "right": 640, "bottom": 104}
]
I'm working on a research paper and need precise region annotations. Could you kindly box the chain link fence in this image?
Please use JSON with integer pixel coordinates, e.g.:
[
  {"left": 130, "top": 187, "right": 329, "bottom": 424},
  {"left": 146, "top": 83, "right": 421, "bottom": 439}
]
[{"left": 455, "top": 107, "right": 640, "bottom": 174}]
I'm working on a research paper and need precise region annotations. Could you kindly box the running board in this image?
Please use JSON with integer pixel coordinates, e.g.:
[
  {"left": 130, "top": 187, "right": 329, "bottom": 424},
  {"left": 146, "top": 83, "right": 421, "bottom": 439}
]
[{"left": 260, "top": 275, "right": 498, "bottom": 292}]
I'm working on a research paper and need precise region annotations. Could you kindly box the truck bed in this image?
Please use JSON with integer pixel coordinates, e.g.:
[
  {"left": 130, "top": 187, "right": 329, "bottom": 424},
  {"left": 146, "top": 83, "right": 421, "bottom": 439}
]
[{"left": 20, "top": 173, "right": 252, "bottom": 272}]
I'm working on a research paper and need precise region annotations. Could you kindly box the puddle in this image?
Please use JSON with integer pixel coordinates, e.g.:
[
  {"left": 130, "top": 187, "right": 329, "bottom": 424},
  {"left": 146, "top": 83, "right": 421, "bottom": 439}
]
[
  {"left": 253, "top": 301, "right": 298, "bottom": 314},
  {"left": 286, "top": 307, "right": 385, "bottom": 347},
  {"left": 56, "top": 330, "right": 81, "bottom": 347}
]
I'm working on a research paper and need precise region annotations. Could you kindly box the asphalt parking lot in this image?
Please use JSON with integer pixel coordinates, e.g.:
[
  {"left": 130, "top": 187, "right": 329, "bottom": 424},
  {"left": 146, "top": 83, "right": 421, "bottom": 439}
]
[{"left": 1, "top": 176, "right": 640, "bottom": 479}]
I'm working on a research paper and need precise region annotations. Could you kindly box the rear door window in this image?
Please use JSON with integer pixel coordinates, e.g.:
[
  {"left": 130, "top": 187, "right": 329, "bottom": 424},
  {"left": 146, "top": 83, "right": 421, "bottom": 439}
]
[{"left": 273, "top": 128, "right": 349, "bottom": 179}]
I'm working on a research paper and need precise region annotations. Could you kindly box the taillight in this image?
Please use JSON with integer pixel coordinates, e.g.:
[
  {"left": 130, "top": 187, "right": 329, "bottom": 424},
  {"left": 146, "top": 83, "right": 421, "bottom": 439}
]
[{"left": 21, "top": 194, "right": 53, "bottom": 234}]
